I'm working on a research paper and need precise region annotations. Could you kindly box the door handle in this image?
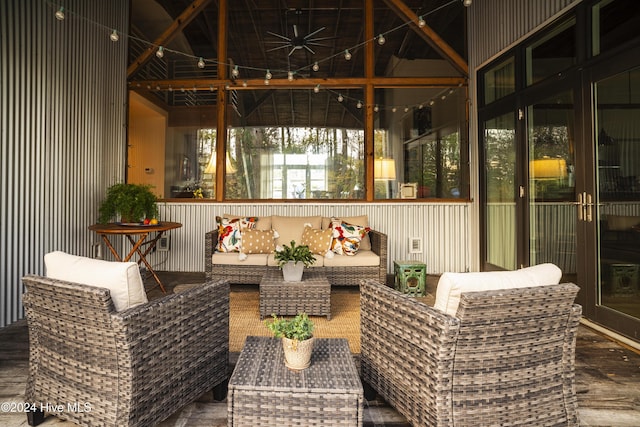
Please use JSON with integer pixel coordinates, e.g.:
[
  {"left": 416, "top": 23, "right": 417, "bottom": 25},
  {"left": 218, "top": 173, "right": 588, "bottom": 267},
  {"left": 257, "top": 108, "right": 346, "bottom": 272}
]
[{"left": 585, "top": 193, "right": 594, "bottom": 223}]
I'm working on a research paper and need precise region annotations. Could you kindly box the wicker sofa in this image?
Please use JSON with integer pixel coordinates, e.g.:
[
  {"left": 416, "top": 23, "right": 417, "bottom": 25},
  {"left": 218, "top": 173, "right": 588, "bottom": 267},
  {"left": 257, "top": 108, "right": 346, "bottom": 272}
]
[
  {"left": 22, "top": 253, "right": 230, "bottom": 427},
  {"left": 360, "top": 268, "right": 582, "bottom": 426},
  {"left": 205, "top": 214, "right": 387, "bottom": 286}
]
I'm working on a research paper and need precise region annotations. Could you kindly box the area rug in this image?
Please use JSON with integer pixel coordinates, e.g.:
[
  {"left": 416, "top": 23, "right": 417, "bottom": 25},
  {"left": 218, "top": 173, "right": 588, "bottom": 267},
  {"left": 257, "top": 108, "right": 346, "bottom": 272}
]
[{"left": 229, "top": 287, "right": 361, "bottom": 353}]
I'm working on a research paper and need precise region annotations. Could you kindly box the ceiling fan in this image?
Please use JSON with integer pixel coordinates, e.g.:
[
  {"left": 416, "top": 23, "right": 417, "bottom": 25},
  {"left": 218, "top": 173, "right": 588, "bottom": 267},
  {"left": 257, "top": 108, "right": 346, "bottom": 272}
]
[{"left": 265, "top": 9, "right": 334, "bottom": 56}]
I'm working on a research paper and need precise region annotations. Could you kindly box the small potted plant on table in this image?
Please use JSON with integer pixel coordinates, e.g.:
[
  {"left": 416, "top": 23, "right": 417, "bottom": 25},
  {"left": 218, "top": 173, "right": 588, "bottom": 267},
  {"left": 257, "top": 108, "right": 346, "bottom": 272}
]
[
  {"left": 274, "top": 240, "right": 316, "bottom": 282},
  {"left": 265, "top": 312, "right": 315, "bottom": 370},
  {"left": 98, "top": 183, "right": 159, "bottom": 224}
]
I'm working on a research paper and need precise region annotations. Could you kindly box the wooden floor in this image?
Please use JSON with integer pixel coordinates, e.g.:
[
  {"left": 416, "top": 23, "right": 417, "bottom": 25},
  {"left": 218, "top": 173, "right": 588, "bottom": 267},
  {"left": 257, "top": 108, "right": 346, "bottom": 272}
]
[{"left": 1, "top": 272, "right": 639, "bottom": 426}]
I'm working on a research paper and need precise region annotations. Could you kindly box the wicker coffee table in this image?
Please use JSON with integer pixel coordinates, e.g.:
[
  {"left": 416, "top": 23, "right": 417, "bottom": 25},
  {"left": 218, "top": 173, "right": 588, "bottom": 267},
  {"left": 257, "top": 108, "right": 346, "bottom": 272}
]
[
  {"left": 228, "top": 336, "right": 363, "bottom": 427},
  {"left": 260, "top": 268, "right": 331, "bottom": 319}
]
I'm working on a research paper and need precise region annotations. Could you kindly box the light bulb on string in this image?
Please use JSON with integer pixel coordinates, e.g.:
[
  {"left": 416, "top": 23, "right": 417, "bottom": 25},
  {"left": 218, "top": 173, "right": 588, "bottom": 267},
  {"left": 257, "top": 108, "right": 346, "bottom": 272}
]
[
  {"left": 404, "top": 106, "right": 409, "bottom": 113},
  {"left": 374, "top": 105, "right": 379, "bottom": 112},
  {"left": 337, "top": 94, "right": 343, "bottom": 102},
  {"left": 156, "top": 46, "right": 164, "bottom": 58},
  {"left": 225, "top": 84, "right": 230, "bottom": 90},
  {"left": 392, "top": 107, "right": 397, "bottom": 113},
  {"left": 344, "top": 49, "right": 352, "bottom": 60},
  {"left": 264, "top": 79, "right": 269, "bottom": 85},
  {"left": 377, "top": 34, "right": 386, "bottom": 45},
  {"left": 314, "top": 85, "right": 320, "bottom": 93},
  {"left": 356, "top": 100, "right": 362, "bottom": 109},
  {"left": 209, "top": 85, "right": 214, "bottom": 91},
  {"left": 418, "top": 16, "right": 426, "bottom": 28},
  {"left": 288, "top": 71, "right": 294, "bottom": 81},
  {"left": 242, "top": 81, "right": 247, "bottom": 87},
  {"left": 463, "top": 0, "right": 472, "bottom": 7},
  {"left": 312, "top": 62, "right": 319, "bottom": 72},
  {"left": 232, "top": 65, "right": 239, "bottom": 78},
  {"left": 109, "top": 30, "right": 119, "bottom": 42},
  {"left": 168, "top": 86, "right": 173, "bottom": 92},
  {"left": 155, "top": 85, "right": 160, "bottom": 90},
  {"left": 55, "top": 7, "right": 65, "bottom": 20},
  {"left": 418, "top": 104, "right": 423, "bottom": 109},
  {"left": 197, "top": 57, "right": 205, "bottom": 69},
  {"left": 429, "top": 100, "right": 435, "bottom": 106},
  {"left": 265, "top": 69, "right": 272, "bottom": 80}
]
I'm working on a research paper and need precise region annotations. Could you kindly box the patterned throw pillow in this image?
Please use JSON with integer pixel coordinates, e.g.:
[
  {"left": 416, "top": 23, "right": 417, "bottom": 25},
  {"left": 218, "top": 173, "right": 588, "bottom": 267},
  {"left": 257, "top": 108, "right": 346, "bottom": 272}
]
[
  {"left": 215, "top": 216, "right": 258, "bottom": 252},
  {"left": 330, "top": 219, "right": 371, "bottom": 256},
  {"left": 300, "top": 226, "right": 333, "bottom": 255},
  {"left": 241, "top": 229, "right": 275, "bottom": 254}
]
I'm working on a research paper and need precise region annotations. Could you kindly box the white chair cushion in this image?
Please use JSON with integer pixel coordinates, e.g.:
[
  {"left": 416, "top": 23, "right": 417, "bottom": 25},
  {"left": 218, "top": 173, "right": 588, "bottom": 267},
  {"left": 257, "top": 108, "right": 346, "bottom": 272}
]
[
  {"left": 44, "top": 251, "right": 147, "bottom": 311},
  {"left": 433, "top": 263, "right": 562, "bottom": 317}
]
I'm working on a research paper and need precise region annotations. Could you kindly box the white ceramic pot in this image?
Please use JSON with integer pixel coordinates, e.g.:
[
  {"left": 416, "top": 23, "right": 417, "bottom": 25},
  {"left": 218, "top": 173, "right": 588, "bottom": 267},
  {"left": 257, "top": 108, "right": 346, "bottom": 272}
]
[
  {"left": 282, "top": 336, "right": 314, "bottom": 370},
  {"left": 282, "top": 261, "right": 304, "bottom": 282}
]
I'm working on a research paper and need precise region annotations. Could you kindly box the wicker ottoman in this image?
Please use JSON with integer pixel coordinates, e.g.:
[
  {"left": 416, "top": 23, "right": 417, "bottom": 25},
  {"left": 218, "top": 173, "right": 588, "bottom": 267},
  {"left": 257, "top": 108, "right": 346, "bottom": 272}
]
[
  {"left": 228, "top": 336, "right": 363, "bottom": 427},
  {"left": 260, "top": 268, "right": 331, "bottom": 319}
]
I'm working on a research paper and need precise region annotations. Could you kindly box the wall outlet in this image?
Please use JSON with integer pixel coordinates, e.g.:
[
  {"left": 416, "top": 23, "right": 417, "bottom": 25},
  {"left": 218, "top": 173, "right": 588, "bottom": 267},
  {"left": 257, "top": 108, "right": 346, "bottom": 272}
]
[
  {"left": 92, "top": 243, "right": 103, "bottom": 259},
  {"left": 408, "top": 237, "right": 423, "bottom": 254},
  {"left": 157, "top": 236, "right": 170, "bottom": 251}
]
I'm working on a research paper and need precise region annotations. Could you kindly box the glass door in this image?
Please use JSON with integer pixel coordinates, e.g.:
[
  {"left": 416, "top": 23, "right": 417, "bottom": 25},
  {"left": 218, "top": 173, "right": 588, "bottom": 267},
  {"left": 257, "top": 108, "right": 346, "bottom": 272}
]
[
  {"left": 594, "top": 66, "right": 640, "bottom": 326},
  {"left": 527, "top": 91, "right": 578, "bottom": 283},
  {"left": 482, "top": 112, "right": 517, "bottom": 270}
]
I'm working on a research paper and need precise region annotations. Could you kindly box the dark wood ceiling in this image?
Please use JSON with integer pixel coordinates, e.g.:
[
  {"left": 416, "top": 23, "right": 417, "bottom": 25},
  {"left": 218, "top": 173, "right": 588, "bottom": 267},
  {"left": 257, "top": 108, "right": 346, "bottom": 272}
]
[{"left": 129, "top": 0, "right": 467, "bottom": 128}]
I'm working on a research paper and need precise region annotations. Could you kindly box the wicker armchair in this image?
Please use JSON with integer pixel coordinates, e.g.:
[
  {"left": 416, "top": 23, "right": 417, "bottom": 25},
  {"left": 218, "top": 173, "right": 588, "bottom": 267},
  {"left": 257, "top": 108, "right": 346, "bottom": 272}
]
[
  {"left": 360, "top": 278, "right": 582, "bottom": 427},
  {"left": 22, "top": 275, "right": 229, "bottom": 427}
]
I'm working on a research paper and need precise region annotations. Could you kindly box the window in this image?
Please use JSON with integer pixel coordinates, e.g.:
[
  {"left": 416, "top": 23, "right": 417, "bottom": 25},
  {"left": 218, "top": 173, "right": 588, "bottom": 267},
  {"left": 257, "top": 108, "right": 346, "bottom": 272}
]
[
  {"left": 224, "top": 127, "right": 364, "bottom": 200},
  {"left": 526, "top": 18, "right": 576, "bottom": 85},
  {"left": 483, "top": 56, "right": 515, "bottom": 105},
  {"left": 592, "top": 0, "right": 640, "bottom": 56}
]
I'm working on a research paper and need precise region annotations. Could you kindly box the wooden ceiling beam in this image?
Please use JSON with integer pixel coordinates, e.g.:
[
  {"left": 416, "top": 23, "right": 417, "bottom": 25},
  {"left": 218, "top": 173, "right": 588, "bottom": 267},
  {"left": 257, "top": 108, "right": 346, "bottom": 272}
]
[
  {"left": 127, "top": 0, "right": 213, "bottom": 79},
  {"left": 130, "top": 76, "right": 466, "bottom": 90},
  {"left": 382, "top": 0, "right": 468, "bottom": 77}
]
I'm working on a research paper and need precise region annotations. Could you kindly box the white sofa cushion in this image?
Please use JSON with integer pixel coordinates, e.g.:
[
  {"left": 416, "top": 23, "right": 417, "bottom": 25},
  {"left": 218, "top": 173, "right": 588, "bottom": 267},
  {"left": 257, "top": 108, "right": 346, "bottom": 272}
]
[
  {"left": 322, "top": 250, "right": 380, "bottom": 267},
  {"left": 44, "top": 251, "right": 147, "bottom": 311},
  {"left": 434, "top": 263, "right": 562, "bottom": 317},
  {"left": 267, "top": 253, "right": 324, "bottom": 267},
  {"left": 212, "top": 252, "right": 269, "bottom": 266}
]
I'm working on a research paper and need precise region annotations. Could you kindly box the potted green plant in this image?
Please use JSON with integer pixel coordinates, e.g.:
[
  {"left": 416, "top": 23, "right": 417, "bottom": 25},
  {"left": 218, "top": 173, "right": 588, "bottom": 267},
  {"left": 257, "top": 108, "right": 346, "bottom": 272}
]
[
  {"left": 98, "top": 183, "right": 159, "bottom": 224},
  {"left": 274, "top": 240, "right": 316, "bottom": 282},
  {"left": 265, "top": 312, "right": 315, "bottom": 370}
]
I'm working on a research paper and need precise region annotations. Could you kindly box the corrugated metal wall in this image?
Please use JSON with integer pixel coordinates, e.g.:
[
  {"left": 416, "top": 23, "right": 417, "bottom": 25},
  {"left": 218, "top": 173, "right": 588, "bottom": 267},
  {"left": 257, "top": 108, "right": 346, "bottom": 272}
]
[
  {"left": 0, "top": 0, "right": 128, "bottom": 327},
  {"left": 467, "top": 0, "right": 581, "bottom": 69},
  {"left": 146, "top": 202, "right": 471, "bottom": 275}
]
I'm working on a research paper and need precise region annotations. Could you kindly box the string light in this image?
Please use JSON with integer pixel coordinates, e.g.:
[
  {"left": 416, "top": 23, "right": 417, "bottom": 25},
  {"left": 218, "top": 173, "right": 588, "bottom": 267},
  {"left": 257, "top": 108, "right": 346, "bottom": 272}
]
[
  {"left": 209, "top": 85, "right": 214, "bottom": 91},
  {"left": 54, "top": 2, "right": 466, "bottom": 114}
]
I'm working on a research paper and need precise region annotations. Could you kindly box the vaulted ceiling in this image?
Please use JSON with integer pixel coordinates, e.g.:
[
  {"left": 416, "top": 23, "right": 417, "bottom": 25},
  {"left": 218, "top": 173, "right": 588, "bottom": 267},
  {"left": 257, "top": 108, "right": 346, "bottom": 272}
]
[{"left": 129, "top": 0, "right": 468, "bottom": 128}]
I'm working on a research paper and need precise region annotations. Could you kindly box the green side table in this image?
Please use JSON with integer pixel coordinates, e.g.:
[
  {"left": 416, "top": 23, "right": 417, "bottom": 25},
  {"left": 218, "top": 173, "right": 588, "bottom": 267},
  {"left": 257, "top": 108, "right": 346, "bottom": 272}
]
[{"left": 394, "top": 260, "right": 427, "bottom": 297}]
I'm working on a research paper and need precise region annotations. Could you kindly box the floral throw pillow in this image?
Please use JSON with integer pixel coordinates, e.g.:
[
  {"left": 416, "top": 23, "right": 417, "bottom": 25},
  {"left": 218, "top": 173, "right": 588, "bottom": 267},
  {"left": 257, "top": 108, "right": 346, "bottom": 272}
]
[
  {"left": 215, "top": 216, "right": 258, "bottom": 252},
  {"left": 330, "top": 219, "right": 371, "bottom": 256},
  {"left": 300, "top": 226, "right": 333, "bottom": 255}
]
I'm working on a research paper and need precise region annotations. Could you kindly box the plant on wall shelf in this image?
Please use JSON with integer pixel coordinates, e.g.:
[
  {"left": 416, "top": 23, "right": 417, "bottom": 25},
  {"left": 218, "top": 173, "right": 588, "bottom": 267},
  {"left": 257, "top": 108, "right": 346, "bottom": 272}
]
[{"left": 98, "top": 183, "right": 159, "bottom": 224}]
